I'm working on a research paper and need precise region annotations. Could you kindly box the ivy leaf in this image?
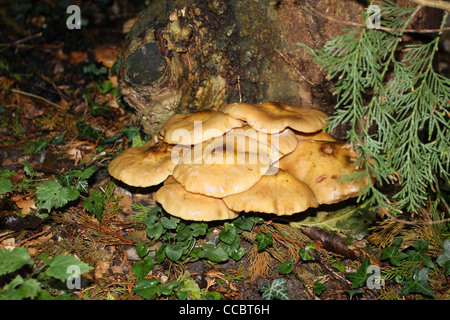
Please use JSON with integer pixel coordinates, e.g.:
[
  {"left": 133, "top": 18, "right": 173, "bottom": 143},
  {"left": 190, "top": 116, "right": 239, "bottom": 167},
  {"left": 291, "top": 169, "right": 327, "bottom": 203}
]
[
  {"left": 219, "top": 222, "right": 238, "bottom": 245},
  {"left": 259, "top": 278, "right": 290, "bottom": 300},
  {"left": 165, "top": 244, "right": 184, "bottom": 261},
  {"left": 278, "top": 258, "right": 295, "bottom": 274},
  {"left": 133, "top": 279, "right": 160, "bottom": 300},
  {"left": 437, "top": 239, "right": 450, "bottom": 276},
  {"left": 400, "top": 268, "right": 435, "bottom": 298},
  {"left": 381, "top": 238, "right": 408, "bottom": 266},
  {"left": 198, "top": 244, "right": 229, "bottom": 263},
  {"left": 132, "top": 256, "right": 154, "bottom": 280},
  {"left": 0, "top": 247, "right": 34, "bottom": 275},
  {"left": 233, "top": 216, "right": 255, "bottom": 232},
  {"left": 76, "top": 121, "right": 102, "bottom": 140},
  {"left": 313, "top": 281, "right": 327, "bottom": 296},
  {"left": 346, "top": 257, "right": 371, "bottom": 288},
  {"left": 160, "top": 216, "right": 180, "bottom": 230},
  {"left": 45, "top": 254, "right": 92, "bottom": 282},
  {"left": 256, "top": 232, "right": 273, "bottom": 251},
  {"left": 146, "top": 222, "right": 164, "bottom": 240}
]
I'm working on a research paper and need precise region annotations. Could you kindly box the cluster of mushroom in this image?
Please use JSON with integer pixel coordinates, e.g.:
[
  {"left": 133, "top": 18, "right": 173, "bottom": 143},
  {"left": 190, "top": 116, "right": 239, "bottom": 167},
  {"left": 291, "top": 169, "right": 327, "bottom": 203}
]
[{"left": 108, "top": 102, "right": 371, "bottom": 221}]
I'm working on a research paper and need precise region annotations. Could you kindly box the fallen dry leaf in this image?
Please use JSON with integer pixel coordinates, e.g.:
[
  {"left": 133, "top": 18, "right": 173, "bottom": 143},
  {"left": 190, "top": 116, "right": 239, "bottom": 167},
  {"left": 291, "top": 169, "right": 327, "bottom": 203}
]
[{"left": 15, "top": 197, "right": 37, "bottom": 215}]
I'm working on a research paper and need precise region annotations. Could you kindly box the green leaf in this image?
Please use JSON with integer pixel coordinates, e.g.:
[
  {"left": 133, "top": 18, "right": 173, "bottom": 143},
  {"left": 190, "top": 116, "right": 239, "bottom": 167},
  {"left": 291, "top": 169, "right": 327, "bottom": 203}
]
[
  {"left": 36, "top": 180, "right": 79, "bottom": 212},
  {"left": 133, "top": 279, "right": 160, "bottom": 299},
  {"left": 346, "top": 258, "right": 371, "bottom": 288},
  {"left": 0, "top": 177, "right": 14, "bottom": 194},
  {"left": 120, "top": 126, "right": 141, "bottom": 141},
  {"left": 76, "top": 121, "right": 102, "bottom": 140},
  {"left": 74, "top": 166, "right": 96, "bottom": 180},
  {"left": 259, "top": 278, "right": 290, "bottom": 300},
  {"left": 278, "top": 258, "right": 295, "bottom": 274},
  {"left": 33, "top": 139, "right": 48, "bottom": 154},
  {"left": 165, "top": 244, "right": 184, "bottom": 261},
  {"left": 0, "top": 275, "right": 40, "bottom": 300},
  {"left": 198, "top": 244, "right": 229, "bottom": 263},
  {"left": 313, "top": 281, "right": 328, "bottom": 296},
  {"left": 0, "top": 247, "right": 34, "bottom": 275},
  {"left": 400, "top": 268, "right": 435, "bottom": 298},
  {"left": 381, "top": 238, "right": 408, "bottom": 266},
  {"left": 437, "top": 239, "right": 450, "bottom": 276},
  {"left": 160, "top": 216, "right": 180, "bottom": 230},
  {"left": 178, "top": 278, "right": 201, "bottom": 300},
  {"left": 219, "top": 223, "right": 238, "bottom": 245},
  {"left": 45, "top": 254, "right": 93, "bottom": 282},
  {"left": 255, "top": 232, "right": 273, "bottom": 251},
  {"left": 132, "top": 256, "right": 154, "bottom": 280},
  {"left": 146, "top": 222, "right": 164, "bottom": 240},
  {"left": 232, "top": 216, "right": 255, "bottom": 232},
  {"left": 290, "top": 202, "right": 375, "bottom": 241},
  {"left": 83, "top": 188, "right": 105, "bottom": 220},
  {"left": 189, "top": 222, "right": 208, "bottom": 237},
  {"left": 136, "top": 242, "right": 149, "bottom": 258},
  {"left": 299, "top": 243, "right": 316, "bottom": 261}
]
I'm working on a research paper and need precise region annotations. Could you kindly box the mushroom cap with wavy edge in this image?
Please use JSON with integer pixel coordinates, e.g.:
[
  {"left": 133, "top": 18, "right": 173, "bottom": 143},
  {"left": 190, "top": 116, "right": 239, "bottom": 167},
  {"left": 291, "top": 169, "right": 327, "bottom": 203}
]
[
  {"left": 160, "top": 110, "right": 243, "bottom": 145},
  {"left": 228, "top": 125, "right": 298, "bottom": 157},
  {"left": 108, "top": 140, "right": 189, "bottom": 187},
  {"left": 223, "top": 168, "right": 318, "bottom": 215},
  {"left": 172, "top": 134, "right": 277, "bottom": 198},
  {"left": 222, "top": 101, "right": 328, "bottom": 134},
  {"left": 155, "top": 177, "right": 239, "bottom": 221},
  {"left": 277, "top": 140, "right": 371, "bottom": 205},
  {"left": 294, "top": 129, "right": 338, "bottom": 142}
]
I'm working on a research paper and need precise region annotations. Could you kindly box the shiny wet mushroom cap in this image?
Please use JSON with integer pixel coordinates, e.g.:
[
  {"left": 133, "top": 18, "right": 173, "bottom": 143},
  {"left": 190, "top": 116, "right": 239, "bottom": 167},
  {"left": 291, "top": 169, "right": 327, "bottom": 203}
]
[
  {"left": 278, "top": 140, "right": 371, "bottom": 204},
  {"left": 222, "top": 101, "right": 327, "bottom": 134},
  {"left": 155, "top": 178, "right": 238, "bottom": 221},
  {"left": 160, "top": 110, "right": 243, "bottom": 145},
  {"left": 108, "top": 140, "right": 188, "bottom": 187},
  {"left": 172, "top": 135, "right": 276, "bottom": 198},
  {"left": 223, "top": 168, "right": 318, "bottom": 215}
]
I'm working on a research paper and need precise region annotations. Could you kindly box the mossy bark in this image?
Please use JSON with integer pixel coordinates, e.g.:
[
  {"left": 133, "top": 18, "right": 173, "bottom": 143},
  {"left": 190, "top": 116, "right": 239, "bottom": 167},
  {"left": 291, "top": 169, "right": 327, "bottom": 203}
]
[{"left": 118, "top": 0, "right": 441, "bottom": 136}]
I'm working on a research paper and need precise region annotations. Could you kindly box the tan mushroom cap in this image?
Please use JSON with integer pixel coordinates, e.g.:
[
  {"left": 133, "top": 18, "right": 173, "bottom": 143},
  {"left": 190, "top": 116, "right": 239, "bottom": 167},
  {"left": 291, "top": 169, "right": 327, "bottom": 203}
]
[
  {"left": 160, "top": 110, "right": 243, "bottom": 145},
  {"left": 223, "top": 168, "right": 318, "bottom": 215},
  {"left": 229, "top": 125, "right": 298, "bottom": 157},
  {"left": 172, "top": 135, "right": 275, "bottom": 198},
  {"left": 277, "top": 140, "right": 371, "bottom": 205},
  {"left": 108, "top": 140, "right": 188, "bottom": 187},
  {"left": 222, "top": 101, "right": 327, "bottom": 134},
  {"left": 294, "top": 129, "right": 338, "bottom": 142},
  {"left": 155, "top": 178, "right": 238, "bottom": 221}
]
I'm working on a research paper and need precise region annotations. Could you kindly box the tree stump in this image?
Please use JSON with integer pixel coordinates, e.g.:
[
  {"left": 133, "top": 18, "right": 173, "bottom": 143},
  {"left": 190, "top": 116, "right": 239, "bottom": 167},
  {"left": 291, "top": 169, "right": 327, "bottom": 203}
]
[{"left": 117, "top": 0, "right": 442, "bottom": 136}]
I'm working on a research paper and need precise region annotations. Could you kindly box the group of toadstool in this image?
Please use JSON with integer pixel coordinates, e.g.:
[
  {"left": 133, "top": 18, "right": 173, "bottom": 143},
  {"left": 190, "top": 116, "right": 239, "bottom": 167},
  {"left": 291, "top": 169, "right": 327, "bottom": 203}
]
[{"left": 108, "top": 102, "right": 372, "bottom": 221}]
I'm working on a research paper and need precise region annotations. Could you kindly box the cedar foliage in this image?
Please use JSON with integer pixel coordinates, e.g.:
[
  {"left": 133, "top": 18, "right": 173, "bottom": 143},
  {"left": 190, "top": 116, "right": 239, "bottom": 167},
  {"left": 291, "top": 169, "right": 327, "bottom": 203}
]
[{"left": 300, "top": 0, "right": 449, "bottom": 215}]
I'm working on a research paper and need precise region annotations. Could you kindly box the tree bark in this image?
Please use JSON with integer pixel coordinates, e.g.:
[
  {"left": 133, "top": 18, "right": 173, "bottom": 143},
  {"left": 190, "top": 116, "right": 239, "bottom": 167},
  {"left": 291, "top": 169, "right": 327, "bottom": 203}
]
[{"left": 118, "top": 0, "right": 443, "bottom": 136}]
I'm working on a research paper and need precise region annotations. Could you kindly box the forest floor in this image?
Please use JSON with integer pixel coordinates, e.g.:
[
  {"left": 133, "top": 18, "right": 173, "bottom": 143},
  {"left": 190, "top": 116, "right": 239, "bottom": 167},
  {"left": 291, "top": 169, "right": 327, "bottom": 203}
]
[{"left": 0, "top": 1, "right": 449, "bottom": 302}]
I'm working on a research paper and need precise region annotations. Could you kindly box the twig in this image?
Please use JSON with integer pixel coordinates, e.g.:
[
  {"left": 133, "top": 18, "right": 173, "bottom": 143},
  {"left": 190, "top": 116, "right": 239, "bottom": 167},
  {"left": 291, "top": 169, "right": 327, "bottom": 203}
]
[
  {"left": 7, "top": 88, "right": 62, "bottom": 109},
  {"left": 407, "top": 0, "right": 450, "bottom": 12},
  {"left": 305, "top": 3, "right": 450, "bottom": 34},
  {"left": 274, "top": 48, "right": 317, "bottom": 86}
]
